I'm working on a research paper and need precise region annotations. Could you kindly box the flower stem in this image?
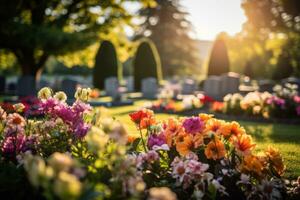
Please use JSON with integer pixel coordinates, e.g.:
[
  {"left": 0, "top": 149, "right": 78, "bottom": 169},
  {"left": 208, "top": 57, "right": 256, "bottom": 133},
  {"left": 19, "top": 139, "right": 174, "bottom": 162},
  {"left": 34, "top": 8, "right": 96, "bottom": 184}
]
[{"left": 138, "top": 125, "right": 147, "bottom": 152}]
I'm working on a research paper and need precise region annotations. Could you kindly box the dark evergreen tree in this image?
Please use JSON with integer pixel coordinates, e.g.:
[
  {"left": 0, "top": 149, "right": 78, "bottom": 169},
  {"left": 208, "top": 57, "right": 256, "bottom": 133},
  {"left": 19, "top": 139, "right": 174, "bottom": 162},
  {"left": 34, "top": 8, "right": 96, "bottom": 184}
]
[
  {"left": 244, "top": 60, "right": 254, "bottom": 78},
  {"left": 133, "top": 39, "right": 162, "bottom": 91},
  {"left": 93, "top": 41, "right": 121, "bottom": 89},
  {"left": 136, "top": 0, "right": 201, "bottom": 76},
  {"left": 207, "top": 36, "right": 230, "bottom": 76},
  {"left": 272, "top": 52, "right": 294, "bottom": 80}
]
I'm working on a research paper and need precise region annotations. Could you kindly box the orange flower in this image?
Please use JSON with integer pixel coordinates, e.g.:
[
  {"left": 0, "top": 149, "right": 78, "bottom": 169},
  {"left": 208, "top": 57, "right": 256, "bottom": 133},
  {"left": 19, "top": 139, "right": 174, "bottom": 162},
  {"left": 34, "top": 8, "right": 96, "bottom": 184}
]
[
  {"left": 204, "top": 137, "right": 226, "bottom": 160},
  {"left": 228, "top": 121, "right": 246, "bottom": 138},
  {"left": 175, "top": 132, "right": 193, "bottom": 156},
  {"left": 193, "top": 134, "right": 204, "bottom": 148},
  {"left": 265, "top": 146, "right": 285, "bottom": 176},
  {"left": 204, "top": 119, "right": 224, "bottom": 135},
  {"left": 218, "top": 123, "right": 232, "bottom": 138},
  {"left": 198, "top": 113, "right": 213, "bottom": 122},
  {"left": 163, "top": 118, "right": 184, "bottom": 147},
  {"left": 211, "top": 101, "right": 224, "bottom": 112},
  {"left": 127, "top": 134, "right": 139, "bottom": 143},
  {"left": 140, "top": 117, "right": 156, "bottom": 129},
  {"left": 234, "top": 134, "right": 256, "bottom": 155},
  {"left": 241, "top": 155, "right": 264, "bottom": 176}
]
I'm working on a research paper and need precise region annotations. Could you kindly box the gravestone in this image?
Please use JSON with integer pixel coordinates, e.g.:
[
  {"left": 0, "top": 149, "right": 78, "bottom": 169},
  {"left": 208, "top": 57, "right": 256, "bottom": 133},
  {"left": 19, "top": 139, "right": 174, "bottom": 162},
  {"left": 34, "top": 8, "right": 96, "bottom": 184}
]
[
  {"left": 258, "top": 80, "right": 275, "bottom": 93},
  {"left": 141, "top": 77, "right": 158, "bottom": 99},
  {"left": 61, "top": 79, "right": 78, "bottom": 98},
  {"left": 37, "top": 79, "right": 51, "bottom": 90},
  {"left": 203, "top": 76, "right": 221, "bottom": 100},
  {"left": 182, "top": 79, "right": 197, "bottom": 94},
  {"left": 125, "top": 76, "right": 134, "bottom": 92},
  {"left": 0, "top": 76, "right": 6, "bottom": 94},
  {"left": 220, "top": 72, "right": 240, "bottom": 96},
  {"left": 282, "top": 77, "right": 300, "bottom": 93},
  {"left": 17, "top": 76, "right": 36, "bottom": 96},
  {"left": 104, "top": 77, "right": 119, "bottom": 99}
]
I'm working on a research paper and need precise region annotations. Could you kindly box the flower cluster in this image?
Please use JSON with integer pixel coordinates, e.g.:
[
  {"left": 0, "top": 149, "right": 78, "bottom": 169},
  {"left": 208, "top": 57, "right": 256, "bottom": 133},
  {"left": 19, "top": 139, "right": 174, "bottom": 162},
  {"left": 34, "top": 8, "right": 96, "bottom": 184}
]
[
  {"left": 145, "top": 94, "right": 205, "bottom": 113},
  {"left": 215, "top": 84, "right": 300, "bottom": 119},
  {"left": 38, "top": 87, "right": 92, "bottom": 138},
  {"left": 128, "top": 109, "right": 287, "bottom": 199},
  {"left": 0, "top": 88, "right": 150, "bottom": 200}
]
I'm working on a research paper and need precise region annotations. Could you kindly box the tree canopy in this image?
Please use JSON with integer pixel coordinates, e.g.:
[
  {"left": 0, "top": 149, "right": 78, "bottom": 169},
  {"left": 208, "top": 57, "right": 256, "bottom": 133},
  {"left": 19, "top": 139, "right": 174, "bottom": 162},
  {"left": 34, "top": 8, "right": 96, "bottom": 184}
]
[{"left": 0, "top": 0, "right": 154, "bottom": 79}]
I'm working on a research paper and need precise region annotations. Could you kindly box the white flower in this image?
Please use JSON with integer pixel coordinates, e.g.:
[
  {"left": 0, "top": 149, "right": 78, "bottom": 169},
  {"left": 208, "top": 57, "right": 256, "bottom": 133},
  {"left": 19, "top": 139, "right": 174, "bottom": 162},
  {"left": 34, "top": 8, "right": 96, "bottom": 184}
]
[{"left": 152, "top": 144, "right": 170, "bottom": 151}]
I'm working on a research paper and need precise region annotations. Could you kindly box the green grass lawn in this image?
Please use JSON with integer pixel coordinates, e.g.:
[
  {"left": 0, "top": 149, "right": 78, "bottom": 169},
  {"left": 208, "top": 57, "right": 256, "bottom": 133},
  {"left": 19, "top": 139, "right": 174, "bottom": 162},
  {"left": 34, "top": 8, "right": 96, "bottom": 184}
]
[{"left": 105, "top": 100, "right": 300, "bottom": 179}]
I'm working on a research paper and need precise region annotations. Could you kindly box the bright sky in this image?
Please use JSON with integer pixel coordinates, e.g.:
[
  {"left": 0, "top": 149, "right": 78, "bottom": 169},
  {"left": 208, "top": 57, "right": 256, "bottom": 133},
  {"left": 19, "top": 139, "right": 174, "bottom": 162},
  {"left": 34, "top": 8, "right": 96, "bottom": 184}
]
[{"left": 181, "top": 0, "right": 246, "bottom": 40}]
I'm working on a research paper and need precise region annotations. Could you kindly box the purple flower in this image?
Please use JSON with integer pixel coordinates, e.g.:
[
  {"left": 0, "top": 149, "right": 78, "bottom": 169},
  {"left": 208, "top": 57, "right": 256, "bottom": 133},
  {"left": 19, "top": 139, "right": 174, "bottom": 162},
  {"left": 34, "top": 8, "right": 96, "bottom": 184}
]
[
  {"left": 39, "top": 98, "right": 60, "bottom": 114},
  {"left": 266, "top": 96, "right": 286, "bottom": 109},
  {"left": 73, "top": 122, "right": 90, "bottom": 138},
  {"left": 182, "top": 117, "right": 204, "bottom": 134},
  {"left": 72, "top": 101, "right": 92, "bottom": 115},
  {"left": 55, "top": 106, "right": 75, "bottom": 123},
  {"left": 147, "top": 133, "right": 166, "bottom": 149}
]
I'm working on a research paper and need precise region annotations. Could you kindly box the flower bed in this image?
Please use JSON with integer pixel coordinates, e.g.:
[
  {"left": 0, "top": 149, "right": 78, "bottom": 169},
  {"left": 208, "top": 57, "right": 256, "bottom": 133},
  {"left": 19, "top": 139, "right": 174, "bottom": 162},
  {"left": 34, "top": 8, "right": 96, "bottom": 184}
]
[
  {"left": 211, "top": 84, "right": 300, "bottom": 121},
  {"left": 0, "top": 87, "right": 299, "bottom": 200},
  {"left": 144, "top": 94, "right": 212, "bottom": 114}
]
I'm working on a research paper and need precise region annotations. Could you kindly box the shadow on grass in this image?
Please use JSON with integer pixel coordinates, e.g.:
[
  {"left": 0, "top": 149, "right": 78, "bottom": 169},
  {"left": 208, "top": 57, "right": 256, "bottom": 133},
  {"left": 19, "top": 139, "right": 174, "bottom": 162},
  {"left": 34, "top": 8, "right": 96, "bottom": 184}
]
[{"left": 242, "top": 122, "right": 300, "bottom": 144}]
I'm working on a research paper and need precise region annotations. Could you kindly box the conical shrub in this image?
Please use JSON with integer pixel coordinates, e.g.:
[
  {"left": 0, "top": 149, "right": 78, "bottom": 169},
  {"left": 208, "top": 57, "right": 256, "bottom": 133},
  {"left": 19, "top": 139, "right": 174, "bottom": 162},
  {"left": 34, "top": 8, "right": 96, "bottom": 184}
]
[
  {"left": 133, "top": 39, "right": 163, "bottom": 91},
  {"left": 207, "top": 37, "right": 230, "bottom": 76},
  {"left": 244, "top": 60, "right": 254, "bottom": 78},
  {"left": 93, "top": 40, "right": 122, "bottom": 89}
]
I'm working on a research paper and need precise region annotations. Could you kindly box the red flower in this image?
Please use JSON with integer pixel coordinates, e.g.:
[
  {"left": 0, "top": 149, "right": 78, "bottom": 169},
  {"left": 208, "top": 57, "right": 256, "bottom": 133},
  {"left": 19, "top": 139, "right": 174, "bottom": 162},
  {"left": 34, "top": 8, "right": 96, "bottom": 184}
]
[
  {"left": 129, "top": 109, "right": 152, "bottom": 124},
  {"left": 199, "top": 94, "right": 215, "bottom": 104}
]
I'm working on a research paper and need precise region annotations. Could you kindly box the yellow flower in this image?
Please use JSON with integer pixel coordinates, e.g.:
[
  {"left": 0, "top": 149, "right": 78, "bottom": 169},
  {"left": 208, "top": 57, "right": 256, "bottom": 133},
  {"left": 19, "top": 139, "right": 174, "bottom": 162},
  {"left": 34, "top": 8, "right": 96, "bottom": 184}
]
[
  {"left": 204, "top": 137, "right": 226, "bottom": 160},
  {"left": 13, "top": 103, "right": 25, "bottom": 112},
  {"left": 54, "top": 91, "right": 67, "bottom": 102},
  {"left": 48, "top": 153, "right": 74, "bottom": 172},
  {"left": 148, "top": 187, "right": 177, "bottom": 200},
  {"left": 74, "top": 87, "right": 91, "bottom": 101},
  {"left": 23, "top": 154, "right": 48, "bottom": 187},
  {"left": 265, "top": 146, "right": 285, "bottom": 176},
  {"left": 54, "top": 172, "right": 82, "bottom": 200},
  {"left": 86, "top": 126, "right": 109, "bottom": 152},
  {"left": 38, "top": 87, "right": 52, "bottom": 100},
  {"left": 252, "top": 105, "right": 261, "bottom": 115}
]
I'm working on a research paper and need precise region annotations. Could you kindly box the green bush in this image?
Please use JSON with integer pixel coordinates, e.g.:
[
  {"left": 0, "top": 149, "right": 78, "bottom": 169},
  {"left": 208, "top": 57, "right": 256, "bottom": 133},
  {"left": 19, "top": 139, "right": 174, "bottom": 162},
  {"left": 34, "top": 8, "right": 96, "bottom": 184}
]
[
  {"left": 207, "top": 37, "right": 230, "bottom": 76},
  {"left": 133, "top": 39, "right": 163, "bottom": 91},
  {"left": 93, "top": 40, "right": 122, "bottom": 89}
]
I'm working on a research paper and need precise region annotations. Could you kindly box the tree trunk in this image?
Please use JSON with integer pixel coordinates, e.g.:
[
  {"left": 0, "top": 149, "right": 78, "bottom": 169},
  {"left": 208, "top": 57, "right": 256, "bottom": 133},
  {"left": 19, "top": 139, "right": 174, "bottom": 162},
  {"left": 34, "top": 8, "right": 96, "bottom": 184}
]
[{"left": 14, "top": 49, "right": 48, "bottom": 81}]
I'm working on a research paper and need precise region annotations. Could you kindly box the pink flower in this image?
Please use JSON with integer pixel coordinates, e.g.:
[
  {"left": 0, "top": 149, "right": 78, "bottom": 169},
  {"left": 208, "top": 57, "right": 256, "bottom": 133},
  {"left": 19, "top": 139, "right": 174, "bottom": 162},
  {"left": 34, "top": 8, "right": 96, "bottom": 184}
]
[
  {"left": 186, "top": 160, "right": 209, "bottom": 175},
  {"left": 145, "top": 150, "right": 159, "bottom": 163},
  {"left": 1, "top": 134, "right": 26, "bottom": 155},
  {"left": 182, "top": 117, "right": 204, "bottom": 135},
  {"left": 294, "top": 96, "right": 300, "bottom": 104},
  {"left": 4, "top": 113, "right": 26, "bottom": 136}
]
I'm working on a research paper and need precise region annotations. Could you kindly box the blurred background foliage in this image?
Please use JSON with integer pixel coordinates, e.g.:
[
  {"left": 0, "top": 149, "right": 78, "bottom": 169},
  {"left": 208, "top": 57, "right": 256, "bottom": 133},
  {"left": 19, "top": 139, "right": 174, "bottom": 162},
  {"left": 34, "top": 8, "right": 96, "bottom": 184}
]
[{"left": 0, "top": 0, "right": 299, "bottom": 80}]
